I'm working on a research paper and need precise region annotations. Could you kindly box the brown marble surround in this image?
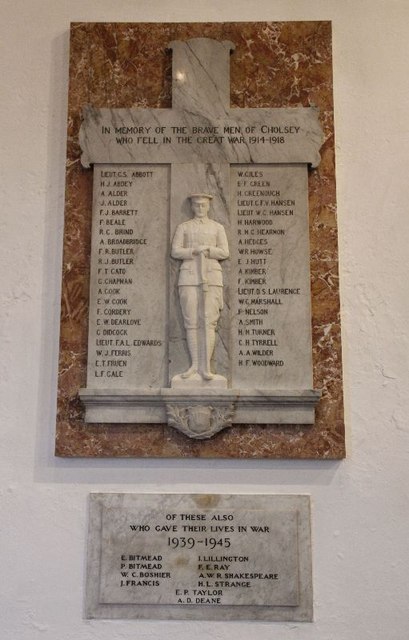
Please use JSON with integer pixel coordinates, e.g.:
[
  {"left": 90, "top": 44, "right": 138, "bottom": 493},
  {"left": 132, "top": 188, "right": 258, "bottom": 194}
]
[{"left": 56, "top": 21, "right": 345, "bottom": 458}]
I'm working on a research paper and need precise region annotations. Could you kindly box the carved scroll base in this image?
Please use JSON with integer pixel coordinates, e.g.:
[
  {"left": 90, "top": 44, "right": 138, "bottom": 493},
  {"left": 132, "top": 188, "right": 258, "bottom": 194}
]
[
  {"left": 166, "top": 403, "right": 234, "bottom": 439},
  {"left": 79, "top": 388, "right": 321, "bottom": 438}
]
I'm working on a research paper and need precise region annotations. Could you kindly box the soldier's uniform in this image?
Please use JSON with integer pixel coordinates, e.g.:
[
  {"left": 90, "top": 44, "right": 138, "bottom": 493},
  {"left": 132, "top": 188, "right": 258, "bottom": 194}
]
[{"left": 172, "top": 212, "right": 229, "bottom": 379}]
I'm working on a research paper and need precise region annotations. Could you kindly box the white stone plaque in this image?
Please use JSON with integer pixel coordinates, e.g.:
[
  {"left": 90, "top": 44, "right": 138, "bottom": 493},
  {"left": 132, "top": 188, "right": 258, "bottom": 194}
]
[
  {"left": 79, "top": 37, "right": 323, "bottom": 438},
  {"left": 87, "top": 164, "right": 169, "bottom": 388},
  {"left": 86, "top": 493, "right": 313, "bottom": 621},
  {"left": 230, "top": 164, "right": 312, "bottom": 389}
]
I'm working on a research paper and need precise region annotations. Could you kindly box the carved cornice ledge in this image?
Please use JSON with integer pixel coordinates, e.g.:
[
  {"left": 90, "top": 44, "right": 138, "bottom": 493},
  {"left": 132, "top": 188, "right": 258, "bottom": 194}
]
[{"left": 79, "top": 388, "right": 321, "bottom": 439}]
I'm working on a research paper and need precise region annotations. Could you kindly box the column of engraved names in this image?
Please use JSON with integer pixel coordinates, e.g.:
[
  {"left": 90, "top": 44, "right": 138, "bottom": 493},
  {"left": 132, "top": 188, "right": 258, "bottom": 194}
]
[
  {"left": 87, "top": 164, "right": 169, "bottom": 388},
  {"left": 171, "top": 511, "right": 282, "bottom": 606},
  {"left": 231, "top": 164, "right": 311, "bottom": 389}
]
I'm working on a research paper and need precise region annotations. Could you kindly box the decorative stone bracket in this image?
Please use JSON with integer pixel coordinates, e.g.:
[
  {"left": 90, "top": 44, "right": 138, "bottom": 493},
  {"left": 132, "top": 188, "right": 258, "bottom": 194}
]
[{"left": 166, "top": 403, "right": 235, "bottom": 439}]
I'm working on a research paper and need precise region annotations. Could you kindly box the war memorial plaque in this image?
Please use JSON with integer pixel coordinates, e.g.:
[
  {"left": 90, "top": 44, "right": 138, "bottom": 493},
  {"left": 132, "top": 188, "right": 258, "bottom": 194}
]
[
  {"left": 56, "top": 22, "right": 344, "bottom": 458},
  {"left": 86, "top": 493, "right": 313, "bottom": 621}
]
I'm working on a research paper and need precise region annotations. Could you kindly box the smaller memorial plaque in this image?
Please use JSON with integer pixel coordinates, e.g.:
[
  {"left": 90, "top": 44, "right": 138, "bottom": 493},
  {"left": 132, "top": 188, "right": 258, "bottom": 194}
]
[{"left": 86, "top": 493, "right": 312, "bottom": 621}]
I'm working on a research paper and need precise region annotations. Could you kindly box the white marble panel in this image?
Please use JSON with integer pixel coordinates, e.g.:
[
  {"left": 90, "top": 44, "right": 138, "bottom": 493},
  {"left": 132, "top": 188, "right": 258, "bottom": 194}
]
[
  {"left": 79, "top": 38, "right": 321, "bottom": 432},
  {"left": 230, "top": 164, "right": 313, "bottom": 390},
  {"left": 99, "top": 506, "right": 299, "bottom": 606},
  {"left": 86, "top": 493, "right": 313, "bottom": 621},
  {"left": 80, "top": 106, "right": 323, "bottom": 169},
  {"left": 86, "top": 164, "right": 169, "bottom": 389}
]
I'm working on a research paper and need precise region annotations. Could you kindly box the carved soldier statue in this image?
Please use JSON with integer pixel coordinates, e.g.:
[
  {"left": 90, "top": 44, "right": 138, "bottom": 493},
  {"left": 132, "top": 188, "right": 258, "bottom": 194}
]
[{"left": 171, "top": 194, "right": 229, "bottom": 382}]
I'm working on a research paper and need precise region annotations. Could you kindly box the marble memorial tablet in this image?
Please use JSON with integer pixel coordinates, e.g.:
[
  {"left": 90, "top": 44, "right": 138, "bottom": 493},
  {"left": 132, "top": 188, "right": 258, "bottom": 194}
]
[
  {"left": 86, "top": 493, "right": 313, "bottom": 621},
  {"left": 56, "top": 22, "right": 345, "bottom": 459}
]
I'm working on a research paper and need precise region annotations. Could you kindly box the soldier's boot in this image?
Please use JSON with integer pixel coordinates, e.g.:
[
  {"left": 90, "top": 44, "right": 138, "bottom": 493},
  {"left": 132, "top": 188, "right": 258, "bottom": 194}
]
[
  {"left": 181, "top": 329, "right": 199, "bottom": 378},
  {"left": 201, "top": 328, "right": 216, "bottom": 380}
]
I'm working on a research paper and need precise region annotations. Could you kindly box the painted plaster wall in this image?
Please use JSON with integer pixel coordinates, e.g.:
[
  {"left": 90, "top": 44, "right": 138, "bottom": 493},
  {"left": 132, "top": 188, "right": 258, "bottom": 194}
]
[{"left": 1, "top": 1, "right": 408, "bottom": 638}]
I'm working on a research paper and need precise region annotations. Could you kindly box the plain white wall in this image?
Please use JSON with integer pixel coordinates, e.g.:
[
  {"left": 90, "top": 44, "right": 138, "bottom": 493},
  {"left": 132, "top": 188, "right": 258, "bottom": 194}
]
[{"left": 1, "top": 1, "right": 409, "bottom": 638}]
